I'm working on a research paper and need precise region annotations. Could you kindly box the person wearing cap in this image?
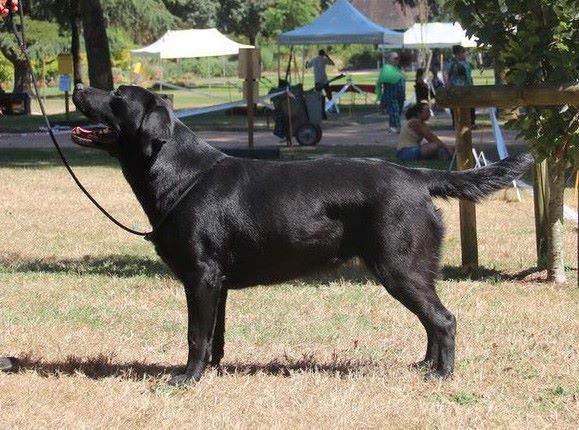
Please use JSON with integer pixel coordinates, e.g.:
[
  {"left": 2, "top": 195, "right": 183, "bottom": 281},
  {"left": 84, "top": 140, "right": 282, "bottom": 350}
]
[
  {"left": 376, "top": 52, "right": 405, "bottom": 133},
  {"left": 444, "top": 45, "right": 476, "bottom": 127}
]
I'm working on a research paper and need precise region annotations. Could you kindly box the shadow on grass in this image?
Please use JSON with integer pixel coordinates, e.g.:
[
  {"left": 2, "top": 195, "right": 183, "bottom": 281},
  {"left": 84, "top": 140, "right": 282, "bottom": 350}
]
[
  {"left": 0, "top": 253, "right": 171, "bottom": 278},
  {"left": 0, "top": 148, "right": 119, "bottom": 169},
  {"left": 1, "top": 252, "right": 550, "bottom": 283},
  {"left": 7, "top": 354, "right": 178, "bottom": 381},
  {"left": 296, "top": 260, "right": 550, "bottom": 285},
  {"left": 8, "top": 352, "right": 386, "bottom": 381}
]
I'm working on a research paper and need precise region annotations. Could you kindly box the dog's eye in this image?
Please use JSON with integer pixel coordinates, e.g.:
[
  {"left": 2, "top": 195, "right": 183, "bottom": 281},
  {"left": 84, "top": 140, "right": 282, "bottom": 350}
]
[{"left": 111, "top": 89, "right": 122, "bottom": 98}]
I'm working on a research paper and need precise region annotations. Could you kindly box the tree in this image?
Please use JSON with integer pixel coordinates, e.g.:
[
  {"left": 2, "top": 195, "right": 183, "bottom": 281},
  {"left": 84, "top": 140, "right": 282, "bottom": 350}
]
[
  {"left": 263, "top": 0, "right": 319, "bottom": 38},
  {"left": 102, "top": 0, "right": 176, "bottom": 44},
  {"left": 80, "top": 0, "right": 113, "bottom": 90},
  {"left": 163, "top": 0, "right": 217, "bottom": 29},
  {"left": 217, "top": 0, "right": 273, "bottom": 45},
  {"left": 0, "top": 18, "right": 64, "bottom": 92},
  {"left": 447, "top": 0, "right": 578, "bottom": 283}
]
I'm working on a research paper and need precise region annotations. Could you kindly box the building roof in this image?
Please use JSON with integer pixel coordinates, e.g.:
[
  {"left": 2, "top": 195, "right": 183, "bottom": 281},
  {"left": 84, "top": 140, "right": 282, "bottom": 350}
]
[{"left": 351, "top": 0, "right": 421, "bottom": 30}]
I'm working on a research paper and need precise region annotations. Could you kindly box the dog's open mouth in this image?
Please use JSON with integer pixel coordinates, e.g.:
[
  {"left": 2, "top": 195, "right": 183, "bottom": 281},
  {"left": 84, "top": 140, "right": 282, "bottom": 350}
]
[{"left": 71, "top": 126, "right": 117, "bottom": 148}]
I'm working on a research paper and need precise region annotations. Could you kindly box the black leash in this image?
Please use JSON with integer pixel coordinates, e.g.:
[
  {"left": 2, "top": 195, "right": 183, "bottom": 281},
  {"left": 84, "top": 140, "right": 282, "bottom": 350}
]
[{"left": 5, "top": 1, "right": 199, "bottom": 239}]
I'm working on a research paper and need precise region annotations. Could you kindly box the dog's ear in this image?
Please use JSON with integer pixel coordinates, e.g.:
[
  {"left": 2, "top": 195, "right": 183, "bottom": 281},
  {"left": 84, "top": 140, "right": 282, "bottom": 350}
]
[{"left": 139, "top": 102, "right": 175, "bottom": 157}]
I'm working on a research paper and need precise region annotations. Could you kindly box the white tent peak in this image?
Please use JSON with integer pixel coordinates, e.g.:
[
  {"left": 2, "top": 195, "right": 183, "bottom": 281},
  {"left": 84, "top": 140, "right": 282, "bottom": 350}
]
[
  {"left": 387, "top": 22, "right": 478, "bottom": 48},
  {"left": 132, "top": 28, "right": 253, "bottom": 59},
  {"left": 278, "top": 0, "right": 402, "bottom": 46}
]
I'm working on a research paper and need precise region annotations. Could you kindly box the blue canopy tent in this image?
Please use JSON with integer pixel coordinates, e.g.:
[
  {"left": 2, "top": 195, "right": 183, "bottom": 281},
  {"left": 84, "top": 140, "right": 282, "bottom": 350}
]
[
  {"left": 278, "top": 0, "right": 403, "bottom": 46},
  {"left": 276, "top": 0, "right": 403, "bottom": 111}
]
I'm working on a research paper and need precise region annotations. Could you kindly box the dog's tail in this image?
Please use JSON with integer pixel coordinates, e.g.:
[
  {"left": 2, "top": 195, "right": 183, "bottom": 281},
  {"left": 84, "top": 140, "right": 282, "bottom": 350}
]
[{"left": 416, "top": 153, "right": 534, "bottom": 202}]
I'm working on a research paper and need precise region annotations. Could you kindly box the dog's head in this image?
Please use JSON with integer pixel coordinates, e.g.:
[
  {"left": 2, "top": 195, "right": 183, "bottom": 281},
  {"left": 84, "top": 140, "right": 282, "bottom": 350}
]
[{"left": 71, "top": 84, "right": 174, "bottom": 159}]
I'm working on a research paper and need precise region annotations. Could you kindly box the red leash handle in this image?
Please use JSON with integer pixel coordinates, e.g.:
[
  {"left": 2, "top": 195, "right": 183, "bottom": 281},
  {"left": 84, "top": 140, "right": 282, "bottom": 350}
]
[{"left": 0, "top": 0, "right": 18, "bottom": 17}]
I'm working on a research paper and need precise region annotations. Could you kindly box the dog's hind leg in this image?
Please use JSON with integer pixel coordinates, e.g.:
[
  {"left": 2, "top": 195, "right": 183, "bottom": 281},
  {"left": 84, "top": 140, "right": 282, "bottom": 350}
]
[
  {"left": 210, "top": 288, "right": 228, "bottom": 368},
  {"left": 378, "top": 267, "right": 456, "bottom": 379},
  {"left": 364, "top": 203, "right": 455, "bottom": 378},
  {"left": 169, "top": 265, "right": 223, "bottom": 385}
]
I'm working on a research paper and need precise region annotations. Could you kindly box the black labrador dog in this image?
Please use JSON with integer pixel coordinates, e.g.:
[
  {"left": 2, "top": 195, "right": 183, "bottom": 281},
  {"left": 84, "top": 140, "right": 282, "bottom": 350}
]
[{"left": 70, "top": 84, "right": 533, "bottom": 384}]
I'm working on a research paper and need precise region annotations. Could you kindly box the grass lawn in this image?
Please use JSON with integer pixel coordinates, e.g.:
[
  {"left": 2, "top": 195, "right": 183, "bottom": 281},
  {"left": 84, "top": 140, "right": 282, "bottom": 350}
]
[{"left": 0, "top": 146, "right": 577, "bottom": 428}]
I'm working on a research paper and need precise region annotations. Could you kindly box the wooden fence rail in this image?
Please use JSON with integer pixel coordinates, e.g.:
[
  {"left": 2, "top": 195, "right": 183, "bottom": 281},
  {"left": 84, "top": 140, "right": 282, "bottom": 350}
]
[{"left": 434, "top": 82, "right": 578, "bottom": 268}]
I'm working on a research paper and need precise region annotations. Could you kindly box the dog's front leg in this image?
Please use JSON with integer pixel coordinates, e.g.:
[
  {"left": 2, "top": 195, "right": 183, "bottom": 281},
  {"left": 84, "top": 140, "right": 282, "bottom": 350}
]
[
  {"left": 210, "top": 288, "right": 228, "bottom": 368},
  {"left": 169, "top": 267, "right": 222, "bottom": 385}
]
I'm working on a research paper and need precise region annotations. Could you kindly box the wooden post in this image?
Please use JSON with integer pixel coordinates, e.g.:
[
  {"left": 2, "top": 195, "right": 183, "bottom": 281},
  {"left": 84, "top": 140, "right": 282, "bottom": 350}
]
[
  {"left": 239, "top": 48, "right": 261, "bottom": 149},
  {"left": 455, "top": 107, "right": 478, "bottom": 268},
  {"left": 435, "top": 83, "right": 579, "bottom": 270}
]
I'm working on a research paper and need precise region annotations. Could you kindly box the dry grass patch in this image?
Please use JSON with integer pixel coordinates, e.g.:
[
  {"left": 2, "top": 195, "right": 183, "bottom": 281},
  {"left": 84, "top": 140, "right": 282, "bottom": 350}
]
[{"left": 1, "top": 151, "right": 577, "bottom": 429}]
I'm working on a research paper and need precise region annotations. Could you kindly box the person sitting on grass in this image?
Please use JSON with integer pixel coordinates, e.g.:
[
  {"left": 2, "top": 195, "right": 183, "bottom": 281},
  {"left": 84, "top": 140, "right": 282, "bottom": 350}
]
[{"left": 396, "top": 102, "right": 454, "bottom": 161}]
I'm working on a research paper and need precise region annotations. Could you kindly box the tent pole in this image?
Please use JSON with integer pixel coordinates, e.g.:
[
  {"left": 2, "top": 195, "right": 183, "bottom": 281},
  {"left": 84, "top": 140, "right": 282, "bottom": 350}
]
[
  {"left": 159, "top": 57, "right": 163, "bottom": 91},
  {"left": 277, "top": 44, "right": 281, "bottom": 84},
  {"left": 302, "top": 45, "right": 306, "bottom": 85},
  {"left": 425, "top": 49, "right": 433, "bottom": 107}
]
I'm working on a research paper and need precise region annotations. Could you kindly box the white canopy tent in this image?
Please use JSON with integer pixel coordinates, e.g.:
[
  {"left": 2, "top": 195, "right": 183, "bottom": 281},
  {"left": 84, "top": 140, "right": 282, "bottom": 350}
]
[
  {"left": 277, "top": 0, "right": 403, "bottom": 46},
  {"left": 382, "top": 22, "right": 477, "bottom": 49},
  {"left": 131, "top": 28, "right": 253, "bottom": 59}
]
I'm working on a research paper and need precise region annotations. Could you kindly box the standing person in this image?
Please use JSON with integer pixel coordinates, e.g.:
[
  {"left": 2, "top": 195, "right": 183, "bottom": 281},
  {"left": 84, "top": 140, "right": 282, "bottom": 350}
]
[
  {"left": 444, "top": 45, "right": 476, "bottom": 127},
  {"left": 396, "top": 102, "right": 454, "bottom": 161},
  {"left": 376, "top": 52, "right": 405, "bottom": 133},
  {"left": 306, "top": 49, "right": 335, "bottom": 102},
  {"left": 414, "top": 68, "right": 433, "bottom": 104}
]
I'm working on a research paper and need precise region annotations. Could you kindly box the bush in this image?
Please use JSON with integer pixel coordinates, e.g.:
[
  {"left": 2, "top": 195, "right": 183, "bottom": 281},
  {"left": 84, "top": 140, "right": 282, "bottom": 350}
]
[
  {"left": 0, "top": 55, "right": 13, "bottom": 86},
  {"left": 342, "top": 46, "right": 381, "bottom": 70}
]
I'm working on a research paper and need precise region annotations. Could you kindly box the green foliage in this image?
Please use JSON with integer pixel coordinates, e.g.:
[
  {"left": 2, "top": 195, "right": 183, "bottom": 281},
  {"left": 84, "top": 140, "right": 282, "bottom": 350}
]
[
  {"left": 216, "top": 0, "right": 273, "bottom": 44},
  {"left": 163, "top": 0, "right": 218, "bottom": 28},
  {"left": 0, "top": 18, "right": 67, "bottom": 62},
  {"left": 107, "top": 27, "right": 135, "bottom": 69},
  {"left": 447, "top": 0, "right": 578, "bottom": 164},
  {"left": 101, "top": 0, "right": 176, "bottom": 44},
  {"left": 263, "top": 0, "right": 319, "bottom": 38},
  {"left": 25, "top": 19, "right": 68, "bottom": 62},
  {"left": 0, "top": 54, "right": 12, "bottom": 83},
  {"left": 341, "top": 46, "right": 381, "bottom": 70}
]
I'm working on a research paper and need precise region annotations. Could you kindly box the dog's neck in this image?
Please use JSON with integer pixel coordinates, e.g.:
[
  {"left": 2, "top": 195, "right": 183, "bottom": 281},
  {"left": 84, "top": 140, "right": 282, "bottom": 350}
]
[{"left": 121, "top": 122, "right": 225, "bottom": 226}]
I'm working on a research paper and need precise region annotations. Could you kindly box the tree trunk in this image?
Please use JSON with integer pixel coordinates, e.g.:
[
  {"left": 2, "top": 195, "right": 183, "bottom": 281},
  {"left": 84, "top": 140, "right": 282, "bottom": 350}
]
[
  {"left": 546, "top": 155, "right": 567, "bottom": 283},
  {"left": 12, "top": 56, "right": 31, "bottom": 93},
  {"left": 70, "top": 0, "right": 83, "bottom": 84},
  {"left": 0, "top": 44, "right": 31, "bottom": 93},
  {"left": 493, "top": 52, "right": 520, "bottom": 120},
  {"left": 493, "top": 55, "right": 507, "bottom": 85},
  {"left": 533, "top": 160, "right": 549, "bottom": 269},
  {"left": 80, "top": 0, "right": 113, "bottom": 90}
]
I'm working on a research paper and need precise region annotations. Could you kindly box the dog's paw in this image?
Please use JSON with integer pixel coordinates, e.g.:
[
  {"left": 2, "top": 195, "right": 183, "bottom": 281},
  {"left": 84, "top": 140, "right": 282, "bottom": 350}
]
[
  {"left": 409, "top": 360, "right": 434, "bottom": 371},
  {"left": 0, "top": 356, "right": 18, "bottom": 372},
  {"left": 168, "top": 373, "right": 198, "bottom": 386},
  {"left": 424, "top": 369, "right": 453, "bottom": 381}
]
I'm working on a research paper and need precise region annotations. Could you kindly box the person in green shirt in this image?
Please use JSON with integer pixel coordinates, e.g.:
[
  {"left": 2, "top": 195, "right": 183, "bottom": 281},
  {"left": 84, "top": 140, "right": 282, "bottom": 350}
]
[{"left": 376, "top": 52, "right": 405, "bottom": 133}]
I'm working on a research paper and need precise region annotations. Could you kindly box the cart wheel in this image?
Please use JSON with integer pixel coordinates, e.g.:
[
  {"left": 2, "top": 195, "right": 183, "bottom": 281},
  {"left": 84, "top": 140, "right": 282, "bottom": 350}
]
[{"left": 296, "top": 123, "right": 322, "bottom": 146}]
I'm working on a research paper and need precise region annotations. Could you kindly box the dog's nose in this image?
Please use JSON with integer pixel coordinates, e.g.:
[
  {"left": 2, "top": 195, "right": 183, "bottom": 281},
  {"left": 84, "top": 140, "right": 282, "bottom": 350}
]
[{"left": 74, "top": 83, "right": 84, "bottom": 91}]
